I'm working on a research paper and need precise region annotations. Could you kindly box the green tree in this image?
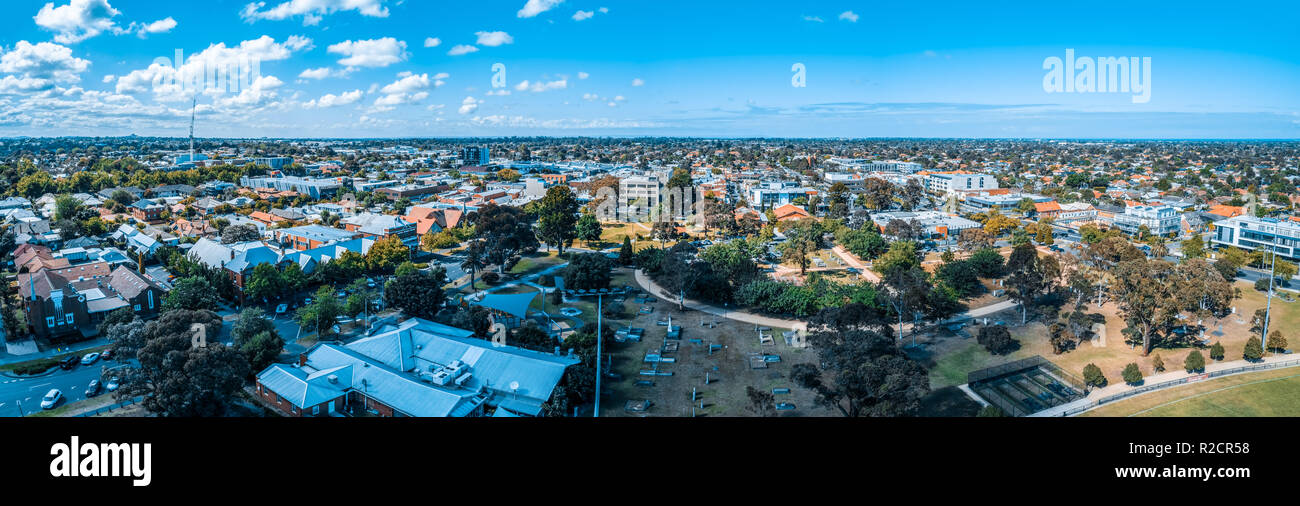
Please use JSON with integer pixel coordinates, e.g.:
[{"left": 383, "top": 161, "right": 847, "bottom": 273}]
[
  {"left": 791, "top": 327, "right": 929, "bottom": 417},
  {"left": 574, "top": 212, "right": 603, "bottom": 247},
  {"left": 618, "top": 236, "right": 635, "bottom": 265},
  {"left": 383, "top": 267, "right": 448, "bottom": 321},
  {"left": 230, "top": 307, "right": 277, "bottom": 347},
  {"left": 778, "top": 220, "right": 826, "bottom": 275},
  {"left": 976, "top": 325, "right": 1016, "bottom": 355},
  {"left": 1082, "top": 363, "right": 1107, "bottom": 388},
  {"left": 563, "top": 253, "right": 613, "bottom": 290},
  {"left": 1184, "top": 350, "right": 1206, "bottom": 372},
  {"left": 1151, "top": 353, "right": 1165, "bottom": 373},
  {"left": 163, "top": 276, "right": 219, "bottom": 311},
  {"left": 244, "top": 263, "right": 283, "bottom": 303},
  {"left": 366, "top": 234, "right": 410, "bottom": 274},
  {"left": 1122, "top": 362, "right": 1143, "bottom": 385},
  {"left": 1267, "top": 330, "right": 1288, "bottom": 353},
  {"left": 114, "top": 309, "right": 250, "bottom": 417},
  {"left": 297, "top": 286, "right": 343, "bottom": 337},
  {"left": 241, "top": 330, "right": 284, "bottom": 373},
  {"left": 536, "top": 185, "right": 580, "bottom": 254},
  {"left": 1243, "top": 337, "right": 1264, "bottom": 361},
  {"left": 1181, "top": 234, "right": 1205, "bottom": 259}
]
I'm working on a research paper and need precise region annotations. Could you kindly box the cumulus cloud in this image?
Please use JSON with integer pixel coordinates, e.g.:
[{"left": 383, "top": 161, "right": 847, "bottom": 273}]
[
  {"left": 631, "top": 78, "right": 644, "bottom": 87},
  {"left": 839, "top": 11, "right": 859, "bottom": 22},
  {"left": 447, "top": 44, "right": 478, "bottom": 56},
  {"left": 514, "top": 79, "right": 567, "bottom": 93},
  {"left": 327, "top": 37, "right": 408, "bottom": 68},
  {"left": 34, "top": 0, "right": 177, "bottom": 43},
  {"left": 304, "top": 89, "right": 362, "bottom": 108},
  {"left": 802, "top": 15, "right": 824, "bottom": 23},
  {"left": 572, "top": 10, "right": 593, "bottom": 21},
  {"left": 114, "top": 35, "right": 309, "bottom": 100},
  {"left": 458, "top": 95, "right": 479, "bottom": 114},
  {"left": 240, "top": 0, "right": 389, "bottom": 26},
  {"left": 0, "top": 41, "right": 92, "bottom": 93},
  {"left": 297, "top": 67, "right": 336, "bottom": 80},
  {"left": 517, "top": 0, "right": 563, "bottom": 18},
  {"left": 369, "top": 72, "right": 439, "bottom": 110},
  {"left": 577, "top": 72, "right": 589, "bottom": 80},
  {"left": 423, "top": 37, "right": 441, "bottom": 48},
  {"left": 474, "top": 31, "right": 514, "bottom": 47}
]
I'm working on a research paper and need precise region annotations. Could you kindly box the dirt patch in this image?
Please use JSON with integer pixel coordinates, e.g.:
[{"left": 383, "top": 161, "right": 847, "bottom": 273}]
[{"left": 600, "top": 297, "right": 831, "bottom": 417}]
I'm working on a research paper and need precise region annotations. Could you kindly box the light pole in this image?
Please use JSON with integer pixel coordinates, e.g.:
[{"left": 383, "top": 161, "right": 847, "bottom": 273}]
[
  {"left": 1261, "top": 233, "right": 1279, "bottom": 357},
  {"left": 566, "top": 286, "right": 626, "bottom": 417}
]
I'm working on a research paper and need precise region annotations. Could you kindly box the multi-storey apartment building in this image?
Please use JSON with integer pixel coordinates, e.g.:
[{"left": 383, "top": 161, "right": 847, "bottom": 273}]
[{"left": 1210, "top": 215, "right": 1300, "bottom": 260}]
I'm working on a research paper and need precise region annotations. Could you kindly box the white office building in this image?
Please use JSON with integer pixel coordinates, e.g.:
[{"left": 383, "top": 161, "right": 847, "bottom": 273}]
[
  {"left": 1210, "top": 215, "right": 1300, "bottom": 260},
  {"left": 1113, "top": 204, "right": 1181, "bottom": 237},
  {"left": 924, "top": 172, "right": 998, "bottom": 194}
]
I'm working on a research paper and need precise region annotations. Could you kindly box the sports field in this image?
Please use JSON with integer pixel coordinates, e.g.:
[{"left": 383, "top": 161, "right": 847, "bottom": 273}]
[{"left": 1081, "top": 367, "right": 1300, "bottom": 417}]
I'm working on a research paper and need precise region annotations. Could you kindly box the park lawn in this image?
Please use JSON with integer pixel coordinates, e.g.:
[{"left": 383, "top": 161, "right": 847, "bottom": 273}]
[
  {"left": 508, "top": 251, "right": 567, "bottom": 276},
  {"left": 1234, "top": 280, "right": 1300, "bottom": 343},
  {"left": 1081, "top": 367, "right": 1300, "bottom": 417}
]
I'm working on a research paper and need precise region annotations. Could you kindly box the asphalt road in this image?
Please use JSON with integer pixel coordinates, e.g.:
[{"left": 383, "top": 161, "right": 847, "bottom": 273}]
[{"left": 0, "top": 357, "right": 134, "bottom": 417}]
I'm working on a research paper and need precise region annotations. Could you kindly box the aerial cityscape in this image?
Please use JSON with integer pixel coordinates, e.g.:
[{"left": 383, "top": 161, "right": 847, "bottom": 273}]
[{"left": 0, "top": 0, "right": 1296, "bottom": 431}]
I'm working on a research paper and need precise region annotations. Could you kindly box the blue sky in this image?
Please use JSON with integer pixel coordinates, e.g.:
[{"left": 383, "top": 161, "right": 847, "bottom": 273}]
[{"left": 0, "top": 0, "right": 1297, "bottom": 138}]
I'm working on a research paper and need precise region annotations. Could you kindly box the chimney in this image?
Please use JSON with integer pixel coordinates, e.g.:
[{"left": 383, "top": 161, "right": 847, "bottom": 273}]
[{"left": 297, "top": 353, "right": 308, "bottom": 367}]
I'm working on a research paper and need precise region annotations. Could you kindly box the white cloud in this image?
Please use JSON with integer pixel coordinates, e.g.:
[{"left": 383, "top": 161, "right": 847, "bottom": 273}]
[
  {"left": 447, "top": 44, "right": 479, "bottom": 56},
  {"left": 577, "top": 72, "right": 589, "bottom": 80},
  {"left": 369, "top": 72, "right": 438, "bottom": 110},
  {"left": 34, "top": 0, "right": 121, "bottom": 43},
  {"left": 572, "top": 10, "right": 593, "bottom": 21},
  {"left": 240, "top": 0, "right": 389, "bottom": 25},
  {"left": 458, "top": 95, "right": 479, "bottom": 114},
  {"left": 486, "top": 89, "right": 510, "bottom": 96},
  {"left": 598, "top": 7, "right": 608, "bottom": 13},
  {"left": 475, "top": 31, "right": 514, "bottom": 47},
  {"left": 517, "top": 0, "right": 563, "bottom": 18},
  {"left": 213, "top": 74, "right": 283, "bottom": 108},
  {"left": 101, "top": 74, "right": 114, "bottom": 83},
  {"left": 839, "top": 11, "right": 859, "bottom": 22},
  {"left": 802, "top": 15, "right": 824, "bottom": 23},
  {"left": 581, "top": 92, "right": 598, "bottom": 101},
  {"left": 631, "top": 78, "right": 644, "bottom": 87},
  {"left": 114, "top": 35, "right": 308, "bottom": 99},
  {"left": 304, "top": 89, "right": 362, "bottom": 108},
  {"left": 423, "top": 37, "right": 441, "bottom": 48},
  {"left": 514, "top": 78, "right": 567, "bottom": 93},
  {"left": 136, "top": 17, "right": 177, "bottom": 36},
  {"left": 297, "top": 67, "right": 335, "bottom": 80},
  {"left": 0, "top": 41, "right": 92, "bottom": 93},
  {"left": 327, "top": 38, "right": 407, "bottom": 68}
]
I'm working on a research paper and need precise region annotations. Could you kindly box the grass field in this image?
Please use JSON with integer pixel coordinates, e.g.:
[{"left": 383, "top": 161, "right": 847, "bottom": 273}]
[{"left": 1081, "top": 366, "right": 1300, "bottom": 417}]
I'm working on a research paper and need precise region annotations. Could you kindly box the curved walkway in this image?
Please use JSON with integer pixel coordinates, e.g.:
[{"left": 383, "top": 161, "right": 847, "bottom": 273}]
[{"left": 632, "top": 269, "right": 807, "bottom": 332}]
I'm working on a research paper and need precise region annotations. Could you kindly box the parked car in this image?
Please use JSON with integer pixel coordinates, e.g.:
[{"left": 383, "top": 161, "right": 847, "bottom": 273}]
[
  {"left": 275, "top": 303, "right": 288, "bottom": 315},
  {"left": 80, "top": 352, "right": 100, "bottom": 366},
  {"left": 40, "top": 389, "right": 62, "bottom": 410},
  {"left": 100, "top": 349, "right": 113, "bottom": 361},
  {"left": 59, "top": 355, "right": 79, "bottom": 370},
  {"left": 85, "top": 379, "right": 101, "bottom": 397},
  {"left": 105, "top": 377, "right": 119, "bottom": 391}
]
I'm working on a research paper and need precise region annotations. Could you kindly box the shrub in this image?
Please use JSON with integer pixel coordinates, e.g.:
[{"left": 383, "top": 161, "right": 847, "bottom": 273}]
[
  {"left": 481, "top": 271, "right": 501, "bottom": 284},
  {"left": 1151, "top": 353, "right": 1165, "bottom": 372},
  {"left": 1254, "top": 278, "right": 1271, "bottom": 292},
  {"left": 1209, "top": 341, "right": 1225, "bottom": 361},
  {"left": 1266, "top": 330, "right": 1288, "bottom": 353},
  {"left": 1121, "top": 362, "right": 1143, "bottom": 385},
  {"left": 976, "top": 325, "right": 1016, "bottom": 355},
  {"left": 1082, "top": 363, "right": 1107, "bottom": 388}
]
